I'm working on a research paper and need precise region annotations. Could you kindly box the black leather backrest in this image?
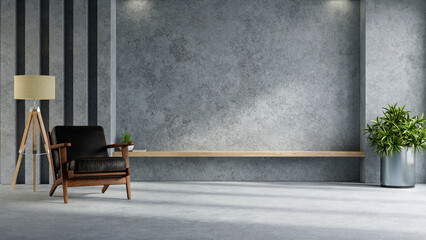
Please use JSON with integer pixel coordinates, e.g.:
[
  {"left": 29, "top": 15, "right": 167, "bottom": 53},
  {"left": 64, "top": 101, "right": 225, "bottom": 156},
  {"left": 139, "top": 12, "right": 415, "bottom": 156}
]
[{"left": 50, "top": 126, "right": 109, "bottom": 174}]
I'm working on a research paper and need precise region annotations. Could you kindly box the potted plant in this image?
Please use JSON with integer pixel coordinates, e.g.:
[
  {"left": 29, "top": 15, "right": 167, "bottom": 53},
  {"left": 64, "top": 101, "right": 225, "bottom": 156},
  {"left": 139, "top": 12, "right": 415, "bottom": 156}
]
[
  {"left": 364, "top": 104, "right": 426, "bottom": 188},
  {"left": 121, "top": 117, "right": 134, "bottom": 151}
]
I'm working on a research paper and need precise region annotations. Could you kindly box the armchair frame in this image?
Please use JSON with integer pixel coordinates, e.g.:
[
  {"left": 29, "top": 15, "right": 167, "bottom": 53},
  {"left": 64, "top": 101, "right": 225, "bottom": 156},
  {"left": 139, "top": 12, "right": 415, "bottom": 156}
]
[{"left": 48, "top": 133, "right": 134, "bottom": 204}]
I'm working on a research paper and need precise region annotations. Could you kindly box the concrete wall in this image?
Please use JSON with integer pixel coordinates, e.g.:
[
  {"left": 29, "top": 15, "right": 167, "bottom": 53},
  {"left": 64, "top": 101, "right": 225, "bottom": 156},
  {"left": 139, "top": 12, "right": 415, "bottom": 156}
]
[
  {"left": 116, "top": 0, "right": 361, "bottom": 181},
  {"left": 131, "top": 157, "right": 360, "bottom": 181},
  {"left": 0, "top": 0, "right": 16, "bottom": 184},
  {"left": 117, "top": 0, "right": 361, "bottom": 151},
  {"left": 1, "top": 0, "right": 425, "bottom": 183},
  {"left": 98, "top": 0, "right": 117, "bottom": 154},
  {"left": 0, "top": 0, "right": 116, "bottom": 184},
  {"left": 24, "top": 0, "right": 41, "bottom": 186},
  {"left": 361, "top": 0, "right": 426, "bottom": 183}
]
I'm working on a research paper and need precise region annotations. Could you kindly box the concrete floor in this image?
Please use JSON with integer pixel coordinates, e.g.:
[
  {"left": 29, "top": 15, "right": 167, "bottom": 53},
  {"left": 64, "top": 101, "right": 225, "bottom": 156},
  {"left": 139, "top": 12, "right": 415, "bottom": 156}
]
[{"left": 1, "top": 182, "right": 426, "bottom": 240}]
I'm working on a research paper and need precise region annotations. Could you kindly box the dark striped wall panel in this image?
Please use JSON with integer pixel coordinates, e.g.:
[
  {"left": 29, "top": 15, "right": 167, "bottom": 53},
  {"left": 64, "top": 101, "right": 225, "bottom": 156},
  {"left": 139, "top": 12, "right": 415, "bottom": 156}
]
[
  {"left": 15, "top": 0, "right": 25, "bottom": 184},
  {"left": 40, "top": 0, "right": 50, "bottom": 184},
  {"left": 0, "top": 0, "right": 116, "bottom": 184},
  {"left": 88, "top": 0, "right": 98, "bottom": 126},
  {"left": 64, "top": 0, "right": 73, "bottom": 126},
  {"left": 110, "top": 0, "right": 117, "bottom": 148}
]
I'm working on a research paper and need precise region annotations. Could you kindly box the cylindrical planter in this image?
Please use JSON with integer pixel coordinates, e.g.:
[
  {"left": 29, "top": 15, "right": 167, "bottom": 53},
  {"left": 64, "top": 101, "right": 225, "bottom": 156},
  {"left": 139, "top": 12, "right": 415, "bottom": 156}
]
[
  {"left": 120, "top": 145, "right": 134, "bottom": 152},
  {"left": 381, "top": 147, "right": 415, "bottom": 188}
]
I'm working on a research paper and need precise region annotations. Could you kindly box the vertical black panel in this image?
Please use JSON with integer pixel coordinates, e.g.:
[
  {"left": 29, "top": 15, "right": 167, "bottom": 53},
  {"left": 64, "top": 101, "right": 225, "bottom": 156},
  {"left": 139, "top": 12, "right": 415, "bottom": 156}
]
[
  {"left": 16, "top": 0, "right": 25, "bottom": 184},
  {"left": 64, "top": 0, "right": 73, "bottom": 125},
  {"left": 88, "top": 0, "right": 97, "bottom": 126},
  {"left": 40, "top": 0, "right": 50, "bottom": 184}
]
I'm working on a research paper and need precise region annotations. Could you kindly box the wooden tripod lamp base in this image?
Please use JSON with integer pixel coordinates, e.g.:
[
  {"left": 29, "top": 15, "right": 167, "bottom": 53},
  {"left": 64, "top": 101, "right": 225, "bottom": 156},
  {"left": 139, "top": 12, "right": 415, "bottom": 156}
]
[
  {"left": 12, "top": 75, "right": 55, "bottom": 191},
  {"left": 10, "top": 106, "right": 56, "bottom": 191}
]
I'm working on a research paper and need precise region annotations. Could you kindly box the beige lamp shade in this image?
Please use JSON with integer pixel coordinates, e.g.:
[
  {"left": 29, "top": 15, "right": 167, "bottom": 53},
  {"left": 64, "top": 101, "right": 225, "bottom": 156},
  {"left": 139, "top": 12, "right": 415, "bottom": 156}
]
[{"left": 14, "top": 75, "right": 55, "bottom": 100}]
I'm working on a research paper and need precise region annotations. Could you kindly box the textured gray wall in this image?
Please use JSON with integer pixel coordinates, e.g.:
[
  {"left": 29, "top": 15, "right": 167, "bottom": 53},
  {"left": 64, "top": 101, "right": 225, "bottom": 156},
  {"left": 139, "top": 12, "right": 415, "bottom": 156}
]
[
  {"left": 2, "top": 0, "right": 423, "bottom": 183},
  {"left": 110, "top": 0, "right": 117, "bottom": 149},
  {"left": 361, "top": 0, "right": 426, "bottom": 183},
  {"left": 49, "top": 0, "right": 64, "bottom": 183},
  {"left": 49, "top": 0, "right": 64, "bottom": 135},
  {"left": 0, "top": 1, "right": 2, "bottom": 183},
  {"left": 0, "top": 0, "right": 16, "bottom": 184},
  {"left": 130, "top": 157, "right": 360, "bottom": 181},
  {"left": 98, "top": 0, "right": 117, "bottom": 147},
  {"left": 24, "top": 0, "right": 41, "bottom": 185},
  {"left": 360, "top": 0, "right": 366, "bottom": 183},
  {"left": 73, "top": 0, "right": 88, "bottom": 126},
  {"left": 117, "top": 0, "right": 361, "bottom": 181}
]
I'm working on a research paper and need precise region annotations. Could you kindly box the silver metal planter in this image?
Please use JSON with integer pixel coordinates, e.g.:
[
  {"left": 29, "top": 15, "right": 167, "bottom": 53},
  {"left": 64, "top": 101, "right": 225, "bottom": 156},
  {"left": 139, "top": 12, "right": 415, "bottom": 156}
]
[{"left": 381, "top": 147, "right": 415, "bottom": 188}]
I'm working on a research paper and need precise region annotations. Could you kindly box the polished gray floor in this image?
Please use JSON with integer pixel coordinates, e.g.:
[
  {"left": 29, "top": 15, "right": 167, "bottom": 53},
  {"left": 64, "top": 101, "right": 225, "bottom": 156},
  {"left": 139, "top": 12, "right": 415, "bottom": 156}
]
[{"left": 1, "top": 182, "right": 426, "bottom": 240}]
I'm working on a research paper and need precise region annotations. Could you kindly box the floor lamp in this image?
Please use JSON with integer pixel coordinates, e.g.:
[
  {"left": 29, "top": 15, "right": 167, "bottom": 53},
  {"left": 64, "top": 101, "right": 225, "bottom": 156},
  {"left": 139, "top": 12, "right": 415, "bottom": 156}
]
[{"left": 11, "top": 75, "right": 56, "bottom": 191}]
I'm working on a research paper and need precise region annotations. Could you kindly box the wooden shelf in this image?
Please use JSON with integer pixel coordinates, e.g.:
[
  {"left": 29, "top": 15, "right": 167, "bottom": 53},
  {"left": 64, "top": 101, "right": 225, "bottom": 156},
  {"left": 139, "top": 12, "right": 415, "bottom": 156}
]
[{"left": 113, "top": 151, "right": 365, "bottom": 158}]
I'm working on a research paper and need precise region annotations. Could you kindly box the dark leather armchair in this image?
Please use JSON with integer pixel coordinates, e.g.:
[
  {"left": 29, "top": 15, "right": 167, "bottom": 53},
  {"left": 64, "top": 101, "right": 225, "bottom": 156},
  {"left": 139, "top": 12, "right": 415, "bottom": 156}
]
[{"left": 48, "top": 126, "right": 133, "bottom": 203}]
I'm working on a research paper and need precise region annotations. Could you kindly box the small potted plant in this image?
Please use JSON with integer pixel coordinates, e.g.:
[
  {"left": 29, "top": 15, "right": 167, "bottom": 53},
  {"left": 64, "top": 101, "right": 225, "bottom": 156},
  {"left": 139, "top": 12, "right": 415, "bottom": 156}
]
[
  {"left": 364, "top": 104, "right": 426, "bottom": 188},
  {"left": 121, "top": 117, "right": 134, "bottom": 151}
]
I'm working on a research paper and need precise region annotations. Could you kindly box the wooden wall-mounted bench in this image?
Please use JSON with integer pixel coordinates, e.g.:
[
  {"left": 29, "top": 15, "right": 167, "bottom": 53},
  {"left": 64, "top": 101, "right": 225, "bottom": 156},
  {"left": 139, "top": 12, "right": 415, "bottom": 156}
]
[{"left": 113, "top": 151, "right": 366, "bottom": 158}]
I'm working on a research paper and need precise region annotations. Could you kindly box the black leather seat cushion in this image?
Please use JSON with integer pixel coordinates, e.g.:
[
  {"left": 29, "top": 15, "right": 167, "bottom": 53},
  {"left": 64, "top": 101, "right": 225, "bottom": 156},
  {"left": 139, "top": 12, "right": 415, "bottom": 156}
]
[{"left": 68, "top": 157, "right": 127, "bottom": 173}]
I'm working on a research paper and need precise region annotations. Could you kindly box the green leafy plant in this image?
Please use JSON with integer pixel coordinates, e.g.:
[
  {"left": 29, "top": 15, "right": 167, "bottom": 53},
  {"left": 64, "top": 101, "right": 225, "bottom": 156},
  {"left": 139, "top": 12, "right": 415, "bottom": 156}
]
[
  {"left": 121, "top": 117, "right": 132, "bottom": 143},
  {"left": 364, "top": 104, "right": 426, "bottom": 157}
]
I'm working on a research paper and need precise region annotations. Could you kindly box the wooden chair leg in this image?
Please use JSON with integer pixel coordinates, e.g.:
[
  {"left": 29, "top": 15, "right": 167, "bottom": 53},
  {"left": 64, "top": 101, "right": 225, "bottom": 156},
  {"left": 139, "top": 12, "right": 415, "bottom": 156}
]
[
  {"left": 49, "top": 179, "right": 61, "bottom": 196},
  {"left": 125, "top": 176, "right": 131, "bottom": 200},
  {"left": 101, "top": 185, "right": 109, "bottom": 193},
  {"left": 63, "top": 180, "right": 69, "bottom": 204}
]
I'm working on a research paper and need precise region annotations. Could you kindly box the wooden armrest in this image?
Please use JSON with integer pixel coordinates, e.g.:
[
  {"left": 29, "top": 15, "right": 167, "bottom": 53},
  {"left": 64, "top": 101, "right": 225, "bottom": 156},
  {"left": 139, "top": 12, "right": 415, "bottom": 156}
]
[
  {"left": 106, "top": 142, "right": 134, "bottom": 148},
  {"left": 50, "top": 143, "right": 72, "bottom": 150}
]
